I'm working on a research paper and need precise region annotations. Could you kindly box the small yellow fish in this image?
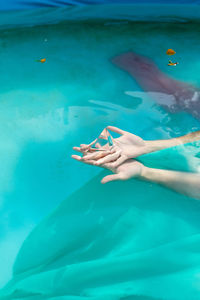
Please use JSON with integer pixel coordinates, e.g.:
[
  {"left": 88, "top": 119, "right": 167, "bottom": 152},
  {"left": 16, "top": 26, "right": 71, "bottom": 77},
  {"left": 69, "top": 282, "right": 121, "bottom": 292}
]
[
  {"left": 168, "top": 60, "right": 179, "bottom": 66},
  {"left": 166, "top": 49, "right": 176, "bottom": 55},
  {"left": 36, "top": 58, "right": 46, "bottom": 63}
]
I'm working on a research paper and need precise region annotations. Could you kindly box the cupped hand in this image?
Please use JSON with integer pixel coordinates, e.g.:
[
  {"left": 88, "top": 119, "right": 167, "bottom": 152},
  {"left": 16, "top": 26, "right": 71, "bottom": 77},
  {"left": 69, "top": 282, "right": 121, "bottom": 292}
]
[
  {"left": 74, "top": 126, "right": 148, "bottom": 168},
  {"left": 72, "top": 152, "right": 144, "bottom": 184},
  {"left": 100, "top": 159, "right": 144, "bottom": 184}
]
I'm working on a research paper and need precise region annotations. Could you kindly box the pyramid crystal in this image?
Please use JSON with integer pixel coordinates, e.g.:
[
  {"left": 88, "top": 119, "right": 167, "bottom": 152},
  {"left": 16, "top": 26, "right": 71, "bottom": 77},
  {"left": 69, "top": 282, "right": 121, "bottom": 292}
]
[{"left": 92, "top": 128, "right": 114, "bottom": 150}]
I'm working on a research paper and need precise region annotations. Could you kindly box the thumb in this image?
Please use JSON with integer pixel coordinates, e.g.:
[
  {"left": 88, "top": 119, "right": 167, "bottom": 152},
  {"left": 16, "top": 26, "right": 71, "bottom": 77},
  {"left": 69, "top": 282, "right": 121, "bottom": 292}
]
[{"left": 101, "top": 174, "right": 121, "bottom": 184}]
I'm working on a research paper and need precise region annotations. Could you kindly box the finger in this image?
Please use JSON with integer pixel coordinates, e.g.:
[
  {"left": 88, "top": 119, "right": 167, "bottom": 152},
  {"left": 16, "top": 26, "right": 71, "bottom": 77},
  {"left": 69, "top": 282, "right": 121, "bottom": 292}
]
[
  {"left": 83, "top": 149, "right": 115, "bottom": 161},
  {"left": 83, "top": 152, "right": 106, "bottom": 161},
  {"left": 101, "top": 174, "right": 121, "bottom": 184},
  {"left": 106, "top": 126, "right": 125, "bottom": 135},
  {"left": 80, "top": 144, "right": 89, "bottom": 150},
  {"left": 80, "top": 139, "right": 97, "bottom": 150},
  {"left": 73, "top": 147, "right": 92, "bottom": 155},
  {"left": 95, "top": 151, "right": 121, "bottom": 165},
  {"left": 104, "top": 155, "right": 127, "bottom": 169},
  {"left": 73, "top": 146, "right": 83, "bottom": 153},
  {"left": 89, "top": 138, "right": 98, "bottom": 147},
  {"left": 71, "top": 155, "right": 96, "bottom": 166},
  {"left": 71, "top": 154, "right": 82, "bottom": 161},
  {"left": 80, "top": 144, "right": 87, "bottom": 147}
]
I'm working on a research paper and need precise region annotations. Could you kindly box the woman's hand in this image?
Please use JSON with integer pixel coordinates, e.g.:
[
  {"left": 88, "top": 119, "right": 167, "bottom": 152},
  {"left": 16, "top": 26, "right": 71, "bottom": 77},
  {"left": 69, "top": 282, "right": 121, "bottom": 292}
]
[
  {"left": 73, "top": 126, "right": 200, "bottom": 169},
  {"left": 72, "top": 152, "right": 144, "bottom": 184},
  {"left": 73, "top": 126, "right": 149, "bottom": 168},
  {"left": 100, "top": 159, "right": 144, "bottom": 184},
  {"left": 72, "top": 149, "right": 200, "bottom": 199}
]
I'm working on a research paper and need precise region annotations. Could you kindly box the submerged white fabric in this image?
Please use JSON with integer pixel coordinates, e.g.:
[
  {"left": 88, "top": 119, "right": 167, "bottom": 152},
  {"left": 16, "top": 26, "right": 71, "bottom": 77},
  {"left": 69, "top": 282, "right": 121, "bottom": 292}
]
[{"left": 1, "top": 147, "right": 200, "bottom": 299}]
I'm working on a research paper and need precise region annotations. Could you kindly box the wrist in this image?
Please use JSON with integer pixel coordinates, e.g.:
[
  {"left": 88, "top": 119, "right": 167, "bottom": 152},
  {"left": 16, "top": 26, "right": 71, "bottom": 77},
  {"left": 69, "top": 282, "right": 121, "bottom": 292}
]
[
  {"left": 142, "top": 140, "right": 160, "bottom": 155},
  {"left": 140, "top": 165, "right": 150, "bottom": 179},
  {"left": 140, "top": 166, "right": 167, "bottom": 184},
  {"left": 144, "top": 137, "right": 182, "bottom": 154}
]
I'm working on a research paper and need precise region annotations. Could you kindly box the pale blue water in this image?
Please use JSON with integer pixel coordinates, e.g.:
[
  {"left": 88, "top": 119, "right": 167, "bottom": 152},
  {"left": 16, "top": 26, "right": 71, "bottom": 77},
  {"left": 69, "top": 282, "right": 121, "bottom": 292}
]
[{"left": 1, "top": 19, "right": 200, "bottom": 299}]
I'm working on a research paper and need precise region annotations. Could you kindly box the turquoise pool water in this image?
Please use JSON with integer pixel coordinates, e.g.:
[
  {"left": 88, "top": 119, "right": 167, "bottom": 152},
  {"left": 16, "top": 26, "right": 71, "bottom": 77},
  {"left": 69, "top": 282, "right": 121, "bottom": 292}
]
[{"left": 1, "top": 18, "right": 200, "bottom": 299}]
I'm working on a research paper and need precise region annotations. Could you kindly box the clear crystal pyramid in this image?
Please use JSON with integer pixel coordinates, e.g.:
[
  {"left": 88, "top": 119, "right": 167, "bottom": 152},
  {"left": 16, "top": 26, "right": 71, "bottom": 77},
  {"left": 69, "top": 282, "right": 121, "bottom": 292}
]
[{"left": 91, "top": 128, "right": 114, "bottom": 151}]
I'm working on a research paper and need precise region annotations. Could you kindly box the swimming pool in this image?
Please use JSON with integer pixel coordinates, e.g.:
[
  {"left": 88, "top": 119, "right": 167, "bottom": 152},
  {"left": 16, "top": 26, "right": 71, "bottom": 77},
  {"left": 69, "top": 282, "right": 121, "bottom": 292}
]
[{"left": 1, "top": 4, "right": 200, "bottom": 299}]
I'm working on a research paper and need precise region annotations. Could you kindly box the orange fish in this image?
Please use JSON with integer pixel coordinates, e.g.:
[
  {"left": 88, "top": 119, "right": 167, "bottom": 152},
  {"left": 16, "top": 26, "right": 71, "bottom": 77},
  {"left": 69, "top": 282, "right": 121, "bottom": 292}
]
[
  {"left": 36, "top": 58, "right": 46, "bottom": 63},
  {"left": 168, "top": 60, "right": 179, "bottom": 66},
  {"left": 166, "top": 49, "right": 176, "bottom": 55}
]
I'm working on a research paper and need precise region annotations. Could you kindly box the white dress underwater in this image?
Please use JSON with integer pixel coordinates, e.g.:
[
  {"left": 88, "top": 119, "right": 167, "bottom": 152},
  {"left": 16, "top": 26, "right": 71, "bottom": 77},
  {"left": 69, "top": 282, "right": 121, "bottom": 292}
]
[{"left": 1, "top": 142, "right": 200, "bottom": 300}]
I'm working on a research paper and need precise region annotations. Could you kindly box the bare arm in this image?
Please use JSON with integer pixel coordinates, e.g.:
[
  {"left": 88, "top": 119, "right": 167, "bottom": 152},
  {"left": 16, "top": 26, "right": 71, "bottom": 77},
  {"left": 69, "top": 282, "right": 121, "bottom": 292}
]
[
  {"left": 141, "top": 166, "right": 200, "bottom": 200},
  {"left": 72, "top": 151, "right": 200, "bottom": 199},
  {"left": 73, "top": 127, "right": 200, "bottom": 169},
  {"left": 146, "top": 130, "right": 200, "bottom": 153}
]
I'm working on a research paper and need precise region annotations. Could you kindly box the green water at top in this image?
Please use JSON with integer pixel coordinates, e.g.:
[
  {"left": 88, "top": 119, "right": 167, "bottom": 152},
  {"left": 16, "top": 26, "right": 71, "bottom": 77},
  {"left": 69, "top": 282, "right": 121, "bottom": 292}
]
[{"left": 0, "top": 19, "right": 200, "bottom": 299}]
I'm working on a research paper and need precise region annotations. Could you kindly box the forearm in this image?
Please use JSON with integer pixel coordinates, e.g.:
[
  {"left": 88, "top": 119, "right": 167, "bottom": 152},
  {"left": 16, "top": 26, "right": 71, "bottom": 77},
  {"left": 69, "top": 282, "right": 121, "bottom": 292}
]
[
  {"left": 141, "top": 167, "right": 200, "bottom": 200},
  {"left": 145, "top": 130, "right": 200, "bottom": 154}
]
